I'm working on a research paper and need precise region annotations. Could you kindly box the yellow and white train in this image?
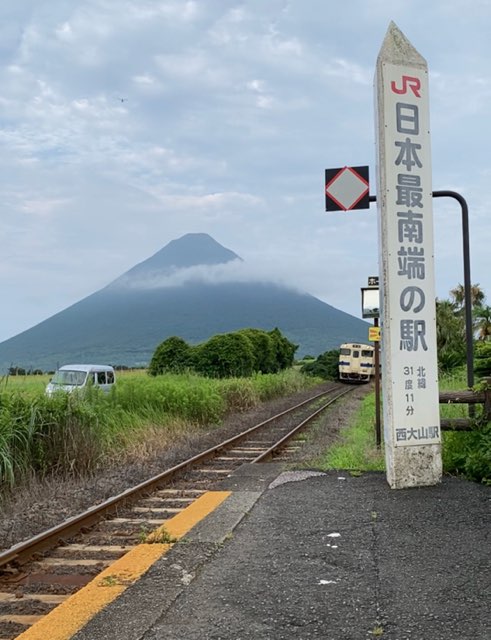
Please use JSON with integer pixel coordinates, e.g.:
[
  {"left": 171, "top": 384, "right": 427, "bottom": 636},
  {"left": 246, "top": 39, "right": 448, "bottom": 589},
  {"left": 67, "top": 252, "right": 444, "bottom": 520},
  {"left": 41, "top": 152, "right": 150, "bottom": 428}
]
[{"left": 338, "top": 343, "right": 374, "bottom": 383}]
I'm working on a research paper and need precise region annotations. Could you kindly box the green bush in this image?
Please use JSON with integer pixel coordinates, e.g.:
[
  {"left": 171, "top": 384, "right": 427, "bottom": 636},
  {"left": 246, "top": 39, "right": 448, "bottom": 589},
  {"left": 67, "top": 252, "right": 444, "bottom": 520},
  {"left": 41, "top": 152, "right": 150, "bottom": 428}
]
[
  {"left": 238, "top": 328, "right": 276, "bottom": 373},
  {"left": 148, "top": 336, "right": 193, "bottom": 376},
  {"left": 301, "top": 349, "right": 340, "bottom": 380},
  {"left": 439, "top": 371, "right": 491, "bottom": 484},
  {"left": 193, "top": 333, "right": 256, "bottom": 378},
  {"left": 474, "top": 341, "right": 491, "bottom": 379},
  {"left": 443, "top": 421, "right": 491, "bottom": 485},
  {"left": 268, "top": 328, "right": 297, "bottom": 372},
  {"left": 148, "top": 328, "right": 297, "bottom": 379},
  {"left": 463, "top": 423, "right": 491, "bottom": 484}
]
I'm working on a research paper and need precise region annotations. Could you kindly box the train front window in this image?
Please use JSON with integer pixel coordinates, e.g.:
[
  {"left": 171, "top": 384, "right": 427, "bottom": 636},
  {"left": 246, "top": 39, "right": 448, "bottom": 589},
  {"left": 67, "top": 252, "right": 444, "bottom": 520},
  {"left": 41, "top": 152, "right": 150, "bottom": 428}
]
[
  {"left": 361, "top": 350, "right": 373, "bottom": 357},
  {"left": 340, "top": 348, "right": 351, "bottom": 355},
  {"left": 353, "top": 350, "right": 359, "bottom": 358}
]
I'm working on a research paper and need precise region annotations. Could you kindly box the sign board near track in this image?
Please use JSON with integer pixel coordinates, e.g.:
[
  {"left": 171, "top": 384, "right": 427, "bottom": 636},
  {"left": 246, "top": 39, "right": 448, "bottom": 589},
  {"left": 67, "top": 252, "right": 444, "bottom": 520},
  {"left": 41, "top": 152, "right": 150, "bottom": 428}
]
[
  {"left": 375, "top": 22, "right": 441, "bottom": 488},
  {"left": 369, "top": 326, "right": 381, "bottom": 342},
  {"left": 325, "top": 166, "right": 369, "bottom": 211}
]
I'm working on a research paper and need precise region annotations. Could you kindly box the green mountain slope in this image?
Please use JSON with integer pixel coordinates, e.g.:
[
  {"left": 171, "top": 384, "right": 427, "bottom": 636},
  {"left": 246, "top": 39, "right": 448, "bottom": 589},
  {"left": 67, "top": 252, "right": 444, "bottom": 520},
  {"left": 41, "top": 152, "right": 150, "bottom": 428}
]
[{"left": 0, "top": 234, "right": 370, "bottom": 372}]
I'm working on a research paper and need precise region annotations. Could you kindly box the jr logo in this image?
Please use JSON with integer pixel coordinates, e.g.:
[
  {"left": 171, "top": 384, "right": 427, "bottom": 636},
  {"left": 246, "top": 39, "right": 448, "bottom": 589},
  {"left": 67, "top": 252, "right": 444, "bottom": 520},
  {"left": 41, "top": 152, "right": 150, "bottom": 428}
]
[{"left": 390, "top": 75, "right": 421, "bottom": 97}]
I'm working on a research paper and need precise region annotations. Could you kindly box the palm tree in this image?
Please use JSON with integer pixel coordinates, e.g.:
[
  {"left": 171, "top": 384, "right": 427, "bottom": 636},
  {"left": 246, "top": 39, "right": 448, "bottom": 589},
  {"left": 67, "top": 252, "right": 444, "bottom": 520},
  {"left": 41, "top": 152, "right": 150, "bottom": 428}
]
[
  {"left": 450, "top": 283, "right": 485, "bottom": 310},
  {"left": 473, "top": 305, "right": 491, "bottom": 341},
  {"left": 435, "top": 299, "right": 466, "bottom": 371}
]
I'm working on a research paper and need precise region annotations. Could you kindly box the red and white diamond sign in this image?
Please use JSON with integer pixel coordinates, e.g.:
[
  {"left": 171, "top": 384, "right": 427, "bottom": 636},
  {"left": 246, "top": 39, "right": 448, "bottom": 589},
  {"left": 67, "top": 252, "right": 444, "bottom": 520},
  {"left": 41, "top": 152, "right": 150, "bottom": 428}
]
[{"left": 325, "top": 166, "right": 369, "bottom": 211}]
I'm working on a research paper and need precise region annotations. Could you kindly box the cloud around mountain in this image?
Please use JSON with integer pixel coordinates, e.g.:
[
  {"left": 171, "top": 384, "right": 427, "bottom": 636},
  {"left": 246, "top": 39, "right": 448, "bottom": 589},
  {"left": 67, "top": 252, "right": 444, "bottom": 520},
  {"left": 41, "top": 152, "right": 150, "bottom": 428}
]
[
  {"left": 111, "top": 259, "right": 303, "bottom": 293},
  {"left": 108, "top": 232, "right": 303, "bottom": 294}
]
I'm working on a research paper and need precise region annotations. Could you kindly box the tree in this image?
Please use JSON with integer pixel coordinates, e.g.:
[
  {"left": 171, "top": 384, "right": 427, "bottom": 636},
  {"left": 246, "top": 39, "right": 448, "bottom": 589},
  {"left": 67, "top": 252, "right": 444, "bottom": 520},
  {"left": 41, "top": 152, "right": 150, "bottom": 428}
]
[
  {"left": 435, "top": 299, "right": 466, "bottom": 372},
  {"left": 237, "top": 328, "right": 276, "bottom": 373},
  {"left": 450, "top": 283, "right": 485, "bottom": 311},
  {"left": 268, "top": 328, "right": 298, "bottom": 372},
  {"left": 436, "top": 284, "right": 489, "bottom": 372},
  {"left": 473, "top": 305, "right": 491, "bottom": 342},
  {"left": 148, "top": 336, "right": 192, "bottom": 376},
  {"left": 193, "top": 333, "right": 255, "bottom": 378},
  {"left": 301, "top": 349, "right": 340, "bottom": 380},
  {"left": 8, "top": 366, "right": 26, "bottom": 376}
]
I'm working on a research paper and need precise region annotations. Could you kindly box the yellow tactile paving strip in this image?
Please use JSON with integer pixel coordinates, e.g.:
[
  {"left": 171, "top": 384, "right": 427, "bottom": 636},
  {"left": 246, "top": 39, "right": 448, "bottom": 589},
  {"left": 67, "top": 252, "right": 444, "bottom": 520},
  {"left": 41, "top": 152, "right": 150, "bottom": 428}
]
[{"left": 16, "top": 491, "right": 231, "bottom": 640}]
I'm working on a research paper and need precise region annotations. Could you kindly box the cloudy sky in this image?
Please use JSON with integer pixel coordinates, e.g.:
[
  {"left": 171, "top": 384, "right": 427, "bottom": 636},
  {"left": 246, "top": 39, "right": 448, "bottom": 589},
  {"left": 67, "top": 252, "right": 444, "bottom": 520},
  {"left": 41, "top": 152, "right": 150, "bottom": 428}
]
[{"left": 1, "top": 0, "right": 490, "bottom": 343}]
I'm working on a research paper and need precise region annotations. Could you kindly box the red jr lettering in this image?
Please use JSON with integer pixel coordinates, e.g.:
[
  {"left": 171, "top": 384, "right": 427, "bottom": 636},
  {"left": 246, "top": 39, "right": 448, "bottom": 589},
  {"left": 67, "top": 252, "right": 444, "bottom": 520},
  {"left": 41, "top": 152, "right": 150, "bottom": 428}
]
[{"left": 391, "top": 75, "right": 421, "bottom": 97}]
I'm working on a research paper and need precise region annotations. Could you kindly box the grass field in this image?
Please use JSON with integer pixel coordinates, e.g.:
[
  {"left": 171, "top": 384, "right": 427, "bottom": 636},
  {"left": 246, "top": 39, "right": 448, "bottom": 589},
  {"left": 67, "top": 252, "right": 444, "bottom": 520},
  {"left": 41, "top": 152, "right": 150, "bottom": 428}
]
[
  {"left": 2, "top": 366, "right": 488, "bottom": 490},
  {"left": 0, "top": 368, "right": 320, "bottom": 494},
  {"left": 313, "top": 392, "right": 384, "bottom": 472}
]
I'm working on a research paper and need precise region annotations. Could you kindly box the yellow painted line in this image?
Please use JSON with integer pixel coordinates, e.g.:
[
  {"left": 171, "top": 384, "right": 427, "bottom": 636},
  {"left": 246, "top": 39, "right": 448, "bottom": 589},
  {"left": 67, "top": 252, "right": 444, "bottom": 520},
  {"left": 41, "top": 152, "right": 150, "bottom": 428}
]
[
  {"left": 16, "top": 491, "right": 231, "bottom": 640},
  {"left": 147, "top": 490, "right": 231, "bottom": 541}
]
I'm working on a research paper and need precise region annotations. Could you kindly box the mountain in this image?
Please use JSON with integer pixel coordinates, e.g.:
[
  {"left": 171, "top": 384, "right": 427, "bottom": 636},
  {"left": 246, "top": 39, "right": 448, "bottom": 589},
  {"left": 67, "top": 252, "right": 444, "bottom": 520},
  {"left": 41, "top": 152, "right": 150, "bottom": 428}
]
[
  {"left": 111, "top": 233, "right": 242, "bottom": 285},
  {"left": 0, "top": 233, "right": 370, "bottom": 372}
]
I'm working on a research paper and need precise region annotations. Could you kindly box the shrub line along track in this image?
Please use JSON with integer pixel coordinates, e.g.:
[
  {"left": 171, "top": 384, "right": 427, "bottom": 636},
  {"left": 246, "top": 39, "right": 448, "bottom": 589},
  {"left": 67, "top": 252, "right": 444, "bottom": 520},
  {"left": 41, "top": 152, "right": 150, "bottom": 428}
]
[{"left": 0, "top": 383, "right": 354, "bottom": 639}]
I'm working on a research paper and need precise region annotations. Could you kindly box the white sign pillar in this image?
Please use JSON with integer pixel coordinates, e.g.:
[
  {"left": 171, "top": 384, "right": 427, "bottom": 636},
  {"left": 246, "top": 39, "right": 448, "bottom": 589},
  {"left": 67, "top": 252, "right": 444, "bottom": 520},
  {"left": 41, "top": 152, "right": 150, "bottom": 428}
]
[{"left": 375, "top": 22, "right": 442, "bottom": 488}]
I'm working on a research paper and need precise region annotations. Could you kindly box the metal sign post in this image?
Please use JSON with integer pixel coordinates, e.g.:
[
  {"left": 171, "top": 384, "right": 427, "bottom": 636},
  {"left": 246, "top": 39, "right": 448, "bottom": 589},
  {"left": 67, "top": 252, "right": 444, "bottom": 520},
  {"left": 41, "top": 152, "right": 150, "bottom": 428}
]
[
  {"left": 373, "top": 316, "right": 381, "bottom": 449},
  {"left": 362, "top": 278, "right": 381, "bottom": 448},
  {"left": 375, "top": 22, "right": 442, "bottom": 488}
]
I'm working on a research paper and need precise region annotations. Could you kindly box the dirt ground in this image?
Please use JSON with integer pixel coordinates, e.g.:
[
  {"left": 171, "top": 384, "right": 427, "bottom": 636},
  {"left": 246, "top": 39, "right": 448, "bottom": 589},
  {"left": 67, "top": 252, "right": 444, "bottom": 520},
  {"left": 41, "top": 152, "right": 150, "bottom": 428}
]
[{"left": 0, "top": 382, "right": 371, "bottom": 552}]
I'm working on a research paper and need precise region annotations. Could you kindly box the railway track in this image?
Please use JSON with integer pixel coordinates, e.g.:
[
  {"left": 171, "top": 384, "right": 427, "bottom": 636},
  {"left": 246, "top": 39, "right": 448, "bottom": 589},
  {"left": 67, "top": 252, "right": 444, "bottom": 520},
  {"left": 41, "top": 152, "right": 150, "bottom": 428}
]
[{"left": 0, "top": 383, "right": 355, "bottom": 639}]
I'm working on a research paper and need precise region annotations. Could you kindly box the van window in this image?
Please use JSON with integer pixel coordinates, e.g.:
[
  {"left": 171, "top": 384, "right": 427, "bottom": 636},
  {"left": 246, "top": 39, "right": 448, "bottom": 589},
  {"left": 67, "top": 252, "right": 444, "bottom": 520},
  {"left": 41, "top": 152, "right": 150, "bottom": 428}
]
[
  {"left": 96, "top": 371, "right": 107, "bottom": 384},
  {"left": 106, "top": 371, "right": 115, "bottom": 384},
  {"left": 51, "top": 370, "right": 87, "bottom": 386},
  {"left": 340, "top": 348, "right": 351, "bottom": 355}
]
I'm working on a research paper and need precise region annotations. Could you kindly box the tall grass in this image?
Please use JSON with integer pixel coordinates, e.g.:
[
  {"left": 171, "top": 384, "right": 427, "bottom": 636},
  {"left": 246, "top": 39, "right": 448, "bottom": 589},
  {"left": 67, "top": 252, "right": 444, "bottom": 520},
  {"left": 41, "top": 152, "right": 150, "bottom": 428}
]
[
  {"left": 0, "top": 369, "right": 319, "bottom": 493},
  {"left": 0, "top": 373, "right": 50, "bottom": 394}
]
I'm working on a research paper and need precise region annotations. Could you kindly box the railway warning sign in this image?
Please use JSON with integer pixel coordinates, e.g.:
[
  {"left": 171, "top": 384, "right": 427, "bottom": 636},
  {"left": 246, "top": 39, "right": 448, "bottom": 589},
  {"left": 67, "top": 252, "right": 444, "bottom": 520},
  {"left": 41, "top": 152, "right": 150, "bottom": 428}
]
[
  {"left": 325, "top": 166, "right": 370, "bottom": 211},
  {"left": 369, "top": 326, "right": 381, "bottom": 342}
]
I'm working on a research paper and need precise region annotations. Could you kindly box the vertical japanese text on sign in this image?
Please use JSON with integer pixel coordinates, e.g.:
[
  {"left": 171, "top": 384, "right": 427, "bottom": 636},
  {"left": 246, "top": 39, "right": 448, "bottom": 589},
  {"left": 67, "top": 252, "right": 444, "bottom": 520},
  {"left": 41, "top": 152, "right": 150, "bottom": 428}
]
[{"left": 381, "top": 65, "right": 440, "bottom": 448}]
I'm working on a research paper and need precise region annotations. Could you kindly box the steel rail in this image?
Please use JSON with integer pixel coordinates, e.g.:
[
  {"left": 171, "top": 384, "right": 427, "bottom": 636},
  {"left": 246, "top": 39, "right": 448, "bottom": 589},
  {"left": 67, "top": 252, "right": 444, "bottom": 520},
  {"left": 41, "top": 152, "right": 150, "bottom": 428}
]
[
  {"left": 251, "top": 387, "right": 354, "bottom": 463},
  {"left": 0, "top": 385, "right": 340, "bottom": 570}
]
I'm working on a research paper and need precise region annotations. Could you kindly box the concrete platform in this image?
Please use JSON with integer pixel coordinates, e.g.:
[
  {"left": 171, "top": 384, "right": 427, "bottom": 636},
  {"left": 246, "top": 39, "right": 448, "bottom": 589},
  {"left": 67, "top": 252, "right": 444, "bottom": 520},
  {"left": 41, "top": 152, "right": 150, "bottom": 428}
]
[{"left": 70, "top": 464, "right": 490, "bottom": 640}]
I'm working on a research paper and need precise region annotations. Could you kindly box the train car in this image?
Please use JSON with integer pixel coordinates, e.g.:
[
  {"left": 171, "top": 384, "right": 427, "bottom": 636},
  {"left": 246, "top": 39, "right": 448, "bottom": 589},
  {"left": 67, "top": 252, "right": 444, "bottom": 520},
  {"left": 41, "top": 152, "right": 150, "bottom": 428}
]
[{"left": 338, "top": 343, "right": 374, "bottom": 383}]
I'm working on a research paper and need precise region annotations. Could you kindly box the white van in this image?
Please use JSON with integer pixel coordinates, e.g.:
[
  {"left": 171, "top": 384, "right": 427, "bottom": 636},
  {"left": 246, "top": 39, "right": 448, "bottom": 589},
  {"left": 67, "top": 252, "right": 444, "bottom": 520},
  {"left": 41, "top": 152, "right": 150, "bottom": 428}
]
[{"left": 45, "top": 364, "right": 116, "bottom": 396}]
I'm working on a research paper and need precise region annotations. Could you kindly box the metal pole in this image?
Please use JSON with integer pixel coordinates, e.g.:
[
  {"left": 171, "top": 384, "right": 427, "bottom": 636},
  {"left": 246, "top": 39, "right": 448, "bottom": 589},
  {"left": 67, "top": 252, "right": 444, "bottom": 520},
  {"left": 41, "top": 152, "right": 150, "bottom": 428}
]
[
  {"left": 374, "top": 317, "right": 382, "bottom": 448},
  {"left": 432, "top": 191, "right": 474, "bottom": 389},
  {"left": 369, "top": 191, "right": 474, "bottom": 390}
]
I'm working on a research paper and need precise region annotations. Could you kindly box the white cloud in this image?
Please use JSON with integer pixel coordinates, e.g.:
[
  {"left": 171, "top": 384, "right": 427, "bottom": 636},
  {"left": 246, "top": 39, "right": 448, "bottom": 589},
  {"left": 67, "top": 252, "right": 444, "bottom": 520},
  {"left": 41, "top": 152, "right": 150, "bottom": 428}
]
[
  {"left": 148, "top": 191, "right": 265, "bottom": 212},
  {"left": 246, "top": 79, "right": 264, "bottom": 92},
  {"left": 114, "top": 260, "right": 298, "bottom": 291},
  {"left": 132, "top": 73, "right": 162, "bottom": 93},
  {"left": 0, "top": 0, "right": 491, "bottom": 345},
  {"left": 155, "top": 52, "right": 208, "bottom": 78},
  {"left": 256, "top": 95, "right": 275, "bottom": 109},
  {"left": 126, "top": 0, "right": 200, "bottom": 23},
  {"left": 323, "top": 58, "right": 372, "bottom": 86},
  {"left": 265, "top": 26, "right": 303, "bottom": 57},
  {"left": 55, "top": 21, "right": 74, "bottom": 41},
  {"left": 20, "top": 197, "right": 72, "bottom": 218}
]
